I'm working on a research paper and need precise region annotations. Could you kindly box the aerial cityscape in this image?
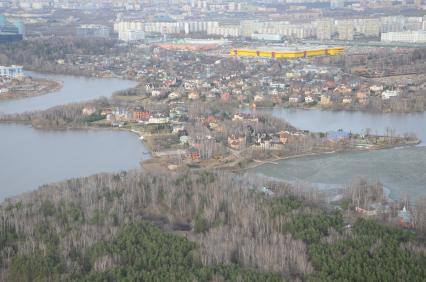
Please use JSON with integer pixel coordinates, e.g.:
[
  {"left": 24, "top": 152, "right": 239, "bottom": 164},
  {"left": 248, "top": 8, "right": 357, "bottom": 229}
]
[{"left": 0, "top": 0, "right": 425, "bottom": 281}]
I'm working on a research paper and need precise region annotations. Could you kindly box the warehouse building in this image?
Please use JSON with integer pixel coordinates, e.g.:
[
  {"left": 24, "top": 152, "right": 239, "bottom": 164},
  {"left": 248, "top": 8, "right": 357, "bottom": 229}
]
[{"left": 230, "top": 46, "right": 344, "bottom": 59}]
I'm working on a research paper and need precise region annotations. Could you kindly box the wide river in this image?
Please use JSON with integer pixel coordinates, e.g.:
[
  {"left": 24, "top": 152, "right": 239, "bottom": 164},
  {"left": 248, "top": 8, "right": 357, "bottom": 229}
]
[
  {"left": 0, "top": 73, "right": 149, "bottom": 201},
  {"left": 249, "top": 108, "right": 426, "bottom": 200}
]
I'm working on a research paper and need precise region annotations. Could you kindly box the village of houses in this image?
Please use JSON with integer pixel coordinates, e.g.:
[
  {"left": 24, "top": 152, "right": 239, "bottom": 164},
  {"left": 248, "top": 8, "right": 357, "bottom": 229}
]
[
  {"left": 42, "top": 41, "right": 426, "bottom": 114},
  {"left": 59, "top": 43, "right": 423, "bottom": 173},
  {"left": 81, "top": 97, "right": 418, "bottom": 174}
]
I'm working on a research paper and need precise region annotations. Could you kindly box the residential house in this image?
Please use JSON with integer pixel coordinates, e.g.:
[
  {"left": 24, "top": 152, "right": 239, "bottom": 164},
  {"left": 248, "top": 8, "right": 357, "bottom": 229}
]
[
  {"left": 172, "top": 124, "right": 185, "bottom": 134},
  {"left": 147, "top": 114, "right": 169, "bottom": 124},
  {"left": 228, "top": 135, "right": 246, "bottom": 150},
  {"left": 132, "top": 110, "right": 150, "bottom": 121},
  {"left": 356, "top": 91, "right": 367, "bottom": 100},
  {"left": 355, "top": 91, "right": 367, "bottom": 104},
  {"left": 257, "top": 139, "right": 284, "bottom": 150},
  {"left": 304, "top": 95, "right": 315, "bottom": 104},
  {"left": 111, "top": 121, "right": 125, "bottom": 127},
  {"left": 334, "top": 85, "right": 352, "bottom": 95},
  {"left": 82, "top": 106, "right": 96, "bottom": 116},
  {"left": 381, "top": 90, "right": 400, "bottom": 100},
  {"left": 254, "top": 95, "right": 264, "bottom": 102},
  {"left": 289, "top": 95, "right": 302, "bottom": 104},
  {"left": 112, "top": 107, "right": 130, "bottom": 121},
  {"left": 180, "top": 135, "right": 189, "bottom": 145},
  {"left": 232, "top": 113, "right": 259, "bottom": 123},
  {"left": 188, "top": 91, "right": 200, "bottom": 100},
  {"left": 398, "top": 206, "right": 414, "bottom": 228},
  {"left": 151, "top": 90, "right": 162, "bottom": 97},
  {"left": 279, "top": 131, "right": 290, "bottom": 144},
  {"left": 168, "top": 91, "right": 181, "bottom": 100},
  {"left": 342, "top": 96, "right": 353, "bottom": 104},
  {"left": 270, "top": 88, "right": 279, "bottom": 96},
  {"left": 369, "top": 85, "right": 383, "bottom": 94},
  {"left": 320, "top": 94, "right": 332, "bottom": 106},
  {"left": 188, "top": 147, "right": 200, "bottom": 160}
]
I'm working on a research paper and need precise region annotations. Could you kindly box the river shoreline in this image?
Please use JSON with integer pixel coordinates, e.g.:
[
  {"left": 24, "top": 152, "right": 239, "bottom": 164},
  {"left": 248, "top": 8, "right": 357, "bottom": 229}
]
[
  {"left": 3, "top": 119, "right": 416, "bottom": 176},
  {"left": 24, "top": 66, "right": 132, "bottom": 80},
  {"left": 1, "top": 71, "right": 425, "bottom": 202},
  {"left": 0, "top": 122, "right": 148, "bottom": 202},
  {"left": 227, "top": 138, "right": 422, "bottom": 173},
  {"left": 0, "top": 78, "right": 63, "bottom": 102},
  {"left": 23, "top": 67, "right": 426, "bottom": 115},
  {"left": 248, "top": 104, "right": 426, "bottom": 115},
  {"left": 0, "top": 105, "right": 421, "bottom": 176}
]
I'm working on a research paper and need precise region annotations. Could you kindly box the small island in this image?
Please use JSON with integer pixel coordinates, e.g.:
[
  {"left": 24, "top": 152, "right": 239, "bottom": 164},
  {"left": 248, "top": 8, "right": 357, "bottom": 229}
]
[{"left": 0, "top": 65, "right": 62, "bottom": 101}]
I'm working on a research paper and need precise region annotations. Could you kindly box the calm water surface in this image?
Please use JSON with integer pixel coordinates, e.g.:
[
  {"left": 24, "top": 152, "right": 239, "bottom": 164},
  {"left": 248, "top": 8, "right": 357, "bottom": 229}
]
[
  {"left": 0, "top": 124, "right": 149, "bottom": 201},
  {"left": 253, "top": 108, "right": 426, "bottom": 142},
  {"left": 0, "top": 72, "right": 146, "bottom": 201},
  {"left": 0, "top": 72, "right": 136, "bottom": 114},
  {"left": 250, "top": 108, "right": 426, "bottom": 200}
]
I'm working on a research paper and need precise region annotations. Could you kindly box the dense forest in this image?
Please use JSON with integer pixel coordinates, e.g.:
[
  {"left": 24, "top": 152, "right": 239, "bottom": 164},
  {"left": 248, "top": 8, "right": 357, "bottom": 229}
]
[{"left": 1, "top": 170, "right": 425, "bottom": 281}]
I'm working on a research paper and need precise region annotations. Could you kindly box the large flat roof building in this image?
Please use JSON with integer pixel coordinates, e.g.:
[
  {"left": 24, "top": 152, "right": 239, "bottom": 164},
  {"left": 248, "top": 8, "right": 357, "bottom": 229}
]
[
  {"left": 230, "top": 46, "right": 344, "bottom": 59},
  {"left": 0, "top": 65, "right": 23, "bottom": 78}
]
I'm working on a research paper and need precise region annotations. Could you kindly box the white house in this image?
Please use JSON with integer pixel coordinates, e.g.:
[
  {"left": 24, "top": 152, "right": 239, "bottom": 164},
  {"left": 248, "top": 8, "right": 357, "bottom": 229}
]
[
  {"left": 381, "top": 90, "right": 400, "bottom": 100},
  {"left": 151, "top": 90, "right": 161, "bottom": 97},
  {"left": 305, "top": 95, "right": 315, "bottom": 103},
  {"left": 369, "top": 85, "right": 383, "bottom": 93}
]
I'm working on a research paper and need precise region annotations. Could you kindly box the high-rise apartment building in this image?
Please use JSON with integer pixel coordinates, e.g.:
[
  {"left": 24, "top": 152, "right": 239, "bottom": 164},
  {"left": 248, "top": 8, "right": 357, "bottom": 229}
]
[
  {"left": 354, "top": 18, "right": 381, "bottom": 37},
  {"left": 336, "top": 19, "right": 354, "bottom": 40},
  {"left": 0, "top": 15, "right": 23, "bottom": 42},
  {"left": 381, "top": 30, "right": 426, "bottom": 43},
  {"left": 316, "top": 19, "right": 333, "bottom": 40}
]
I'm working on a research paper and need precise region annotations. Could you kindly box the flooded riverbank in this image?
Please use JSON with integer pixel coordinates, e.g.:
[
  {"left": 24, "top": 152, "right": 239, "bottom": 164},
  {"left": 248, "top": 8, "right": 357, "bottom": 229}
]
[{"left": 249, "top": 108, "right": 426, "bottom": 200}]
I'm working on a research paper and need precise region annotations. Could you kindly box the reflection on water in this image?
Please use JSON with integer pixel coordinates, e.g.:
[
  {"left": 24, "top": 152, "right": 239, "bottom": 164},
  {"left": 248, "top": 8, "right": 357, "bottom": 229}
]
[
  {"left": 253, "top": 108, "right": 426, "bottom": 144},
  {"left": 0, "top": 72, "right": 136, "bottom": 114},
  {"left": 0, "top": 124, "right": 149, "bottom": 201}
]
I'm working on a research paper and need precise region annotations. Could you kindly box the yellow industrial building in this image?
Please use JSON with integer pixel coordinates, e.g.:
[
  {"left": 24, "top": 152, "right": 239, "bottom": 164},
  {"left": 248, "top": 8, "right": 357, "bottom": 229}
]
[{"left": 230, "top": 46, "right": 344, "bottom": 59}]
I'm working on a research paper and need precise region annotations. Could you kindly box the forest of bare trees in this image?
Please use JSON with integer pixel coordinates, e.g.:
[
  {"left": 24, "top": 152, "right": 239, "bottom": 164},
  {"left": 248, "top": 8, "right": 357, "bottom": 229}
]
[
  {"left": 0, "top": 170, "right": 425, "bottom": 281},
  {"left": 0, "top": 37, "right": 120, "bottom": 76},
  {"left": 0, "top": 170, "right": 321, "bottom": 281},
  {"left": 0, "top": 97, "right": 112, "bottom": 128},
  {"left": 324, "top": 47, "right": 426, "bottom": 76}
]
